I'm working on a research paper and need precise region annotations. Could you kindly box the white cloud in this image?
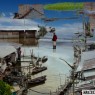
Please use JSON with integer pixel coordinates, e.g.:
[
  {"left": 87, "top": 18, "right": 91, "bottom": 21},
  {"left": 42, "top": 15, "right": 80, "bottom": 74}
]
[
  {"left": 9, "top": 12, "right": 14, "bottom": 18},
  {"left": 0, "top": 17, "right": 83, "bottom": 38},
  {"left": 55, "top": 23, "right": 83, "bottom": 38},
  {"left": 44, "top": 23, "right": 83, "bottom": 39},
  {"left": 56, "top": 23, "right": 83, "bottom": 33},
  {"left": 1, "top": 13, "right": 6, "bottom": 17}
]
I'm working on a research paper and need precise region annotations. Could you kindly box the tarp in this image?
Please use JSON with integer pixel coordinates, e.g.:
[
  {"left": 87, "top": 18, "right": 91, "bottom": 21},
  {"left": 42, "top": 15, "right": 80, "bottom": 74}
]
[{"left": 0, "top": 46, "right": 16, "bottom": 58}]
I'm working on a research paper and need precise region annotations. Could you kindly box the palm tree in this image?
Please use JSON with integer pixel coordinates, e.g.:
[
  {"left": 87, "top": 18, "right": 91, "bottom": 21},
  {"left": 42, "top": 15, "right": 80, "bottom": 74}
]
[{"left": 0, "top": 80, "right": 12, "bottom": 95}]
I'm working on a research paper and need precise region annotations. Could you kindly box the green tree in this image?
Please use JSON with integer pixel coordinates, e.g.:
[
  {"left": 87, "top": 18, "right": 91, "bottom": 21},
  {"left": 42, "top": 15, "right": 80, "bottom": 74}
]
[
  {"left": 44, "top": 2, "right": 84, "bottom": 11},
  {"left": 0, "top": 80, "right": 12, "bottom": 95}
]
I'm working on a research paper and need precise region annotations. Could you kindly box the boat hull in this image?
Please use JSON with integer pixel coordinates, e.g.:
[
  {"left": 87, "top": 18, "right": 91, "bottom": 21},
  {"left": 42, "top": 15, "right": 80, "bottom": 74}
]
[
  {"left": 32, "top": 66, "right": 47, "bottom": 75},
  {"left": 28, "top": 75, "right": 46, "bottom": 88}
]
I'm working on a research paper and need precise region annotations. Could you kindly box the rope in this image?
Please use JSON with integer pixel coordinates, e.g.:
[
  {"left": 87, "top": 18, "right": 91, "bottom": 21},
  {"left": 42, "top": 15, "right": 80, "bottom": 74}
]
[{"left": 29, "top": 89, "right": 56, "bottom": 94}]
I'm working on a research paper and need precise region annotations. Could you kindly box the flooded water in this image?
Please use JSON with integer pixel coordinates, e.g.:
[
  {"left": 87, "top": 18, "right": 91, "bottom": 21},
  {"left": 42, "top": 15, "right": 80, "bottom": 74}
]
[{"left": 21, "top": 39, "right": 74, "bottom": 95}]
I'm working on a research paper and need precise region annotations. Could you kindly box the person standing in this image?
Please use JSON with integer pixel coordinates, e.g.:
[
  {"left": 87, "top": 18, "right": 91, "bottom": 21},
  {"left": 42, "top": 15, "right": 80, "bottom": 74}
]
[{"left": 52, "top": 33, "right": 57, "bottom": 49}]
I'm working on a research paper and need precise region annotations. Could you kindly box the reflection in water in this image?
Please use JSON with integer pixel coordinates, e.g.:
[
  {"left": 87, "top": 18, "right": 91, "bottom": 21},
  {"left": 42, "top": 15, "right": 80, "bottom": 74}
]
[
  {"left": 0, "top": 38, "right": 38, "bottom": 46},
  {"left": 53, "top": 49, "right": 56, "bottom": 53}
]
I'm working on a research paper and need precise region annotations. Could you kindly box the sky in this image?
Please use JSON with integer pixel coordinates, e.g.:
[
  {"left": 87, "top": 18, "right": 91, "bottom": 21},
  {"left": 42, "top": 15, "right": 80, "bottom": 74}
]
[
  {"left": 0, "top": 0, "right": 93, "bottom": 39},
  {"left": 0, "top": 0, "right": 95, "bottom": 12}
]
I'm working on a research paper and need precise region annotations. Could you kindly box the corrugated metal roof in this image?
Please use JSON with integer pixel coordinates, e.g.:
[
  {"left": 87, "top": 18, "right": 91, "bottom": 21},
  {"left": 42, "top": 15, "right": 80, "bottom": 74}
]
[
  {"left": 75, "top": 79, "right": 95, "bottom": 91},
  {"left": 76, "top": 50, "right": 95, "bottom": 72},
  {"left": 0, "top": 27, "right": 39, "bottom": 31},
  {"left": 82, "top": 58, "right": 95, "bottom": 71}
]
